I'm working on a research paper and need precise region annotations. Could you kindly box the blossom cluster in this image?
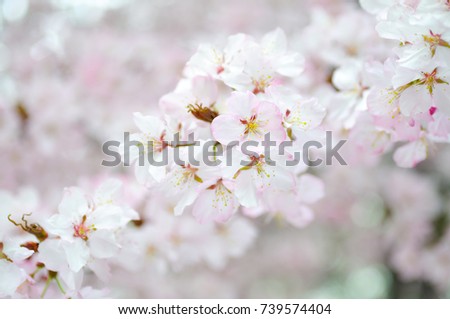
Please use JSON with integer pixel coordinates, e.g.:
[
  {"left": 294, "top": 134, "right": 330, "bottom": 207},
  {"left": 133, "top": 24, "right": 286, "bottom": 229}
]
[
  {"left": 0, "top": 180, "right": 137, "bottom": 297},
  {"left": 126, "top": 28, "right": 325, "bottom": 225},
  {"left": 354, "top": 0, "right": 450, "bottom": 167}
]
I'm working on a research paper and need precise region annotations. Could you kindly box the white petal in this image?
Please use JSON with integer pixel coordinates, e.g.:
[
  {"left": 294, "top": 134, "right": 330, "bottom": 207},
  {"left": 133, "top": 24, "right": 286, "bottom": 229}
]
[
  {"left": 3, "top": 239, "right": 34, "bottom": 262},
  {"left": 191, "top": 75, "right": 218, "bottom": 106},
  {"left": 58, "top": 187, "right": 89, "bottom": 220},
  {"left": 289, "top": 98, "right": 325, "bottom": 130},
  {"left": 393, "top": 140, "right": 427, "bottom": 168},
  {"left": 37, "top": 239, "right": 67, "bottom": 271},
  {"left": 88, "top": 259, "right": 111, "bottom": 282},
  {"left": 332, "top": 64, "right": 360, "bottom": 91},
  {"left": 89, "top": 230, "right": 119, "bottom": 259},
  {"left": 261, "top": 28, "right": 287, "bottom": 56},
  {"left": 89, "top": 205, "right": 126, "bottom": 230},
  {"left": 94, "top": 179, "right": 122, "bottom": 205},
  {"left": 63, "top": 239, "right": 89, "bottom": 273},
  {"left": 235, "top": 170, "right": 259, "bottom": 208},
  {"left": 0, "top": 260, "right": 26, "bottom": 297},
  {"left": 275, "top": 52, "right": 304, "bottom": 77},
  {"left": 398, "top": 46, "right": 431, "bottom": 69},
  {"left": 58, "top": 268, "right": 84, "bottom": 292},
  {"left": 133, "top": 112, "right": 165, "bottom": 137},
  {"left": 211, "top": 114, "right": 245, "bottom": 145},
  {"left": 225, "top": 91, "right": 254, "bottom": 118},
  {"left": 148, "top": 153, "right": 167, "bottom": 182},
  {"left": 174, "top": 189, "right": 199, "bottom": 216}
]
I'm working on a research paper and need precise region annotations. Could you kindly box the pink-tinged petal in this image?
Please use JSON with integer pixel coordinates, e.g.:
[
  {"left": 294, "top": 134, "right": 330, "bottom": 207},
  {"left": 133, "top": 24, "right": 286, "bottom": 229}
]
[
  {"left": 367, "top": 87, "right": 397, "bottom": 116},
  {"left": 192, "top": 184, "right": 238, "bottom": 223},
  {"left": 235, "top": 170, "right": 259, "bottom": 208},
  {"left": 284, "top": 205, "right": 314, "bottom": 228},
  {"left": 398, "top": 86, "right": 430, "bottom": 116},
  {"left": 255, "top": 101, "right": 286, "bottom": 141},
  {"left": 225, "top": 91, "right": 255, "bottom": 117},
  {"left": 58, "top": 187, "right": 89, "bottom": 220},
  {"left": 428, "top": 111, "right": 450, "bottom": 139},
  {"left": 186, "top": 43, "right": 222, "bottom": 75},
  {"left": 385, "top": 114, "right": 421, "bottom": 141},
  {"left": 297, "top": 174, "right": 325, "bottom": 204},
  {"left": 191, "top": 75, "right": 218, "bottom": 106},
  {"left": 159, "top": 92, "right": 189, "bottom": 116},
  {"left": 0, "top": 260, "right": 26, "bottom": 297},
  {"left": 393, "top": 140, "right": 427, "bottom": 168},
  {"left": 63, "top": 239, "right": 89, "bottom": 273},
  {"left": 211, "top": 114, "right": 245, "bottom": 144},
  {"left": 89, "top": 230, "right": 119, "bottom": 259},
  {"left": 133, "top": 112, "right": 165, "bottom": 137},
  {"left": 433, "top": 87, "right": 450, "bottom": 117}
]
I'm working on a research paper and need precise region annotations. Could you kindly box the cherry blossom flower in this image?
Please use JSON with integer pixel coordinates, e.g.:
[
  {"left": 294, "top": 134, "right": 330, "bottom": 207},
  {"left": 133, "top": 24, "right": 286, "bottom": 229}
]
[
  {"left": 265, "top": 86, "right": 326, "bottom": 135},
  {"left": 124, "top": 112, "right": 169, "bottom": 185},
  {"left": 224, "top": 149, "right": 295, "bottom": 208},
  {"left": 42, "top": 179, "right": 138, "bottom": 273},
  {"left": 159, "top": 75, "right": 220, "bottom": 123},
  {"left": 391, "top": 66, "right": 450, "bottom": 117},
  {"left": 211, "top": 91, "right": 286, "bottom": 145},
  {"left": 189, "top": 178, "right": 239, "bottom": 224}
]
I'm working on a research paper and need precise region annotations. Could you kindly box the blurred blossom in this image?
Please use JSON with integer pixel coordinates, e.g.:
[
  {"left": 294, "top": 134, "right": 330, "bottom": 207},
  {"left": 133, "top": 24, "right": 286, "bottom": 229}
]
[{"left": 2, "top": 0, "right": 29, "bottom": 23}]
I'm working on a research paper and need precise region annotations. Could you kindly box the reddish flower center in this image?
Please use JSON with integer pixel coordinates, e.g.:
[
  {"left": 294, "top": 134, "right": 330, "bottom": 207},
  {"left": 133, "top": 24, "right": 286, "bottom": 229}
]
[
  {"left": 241, "top": 114, "right": 262, "bottom": 136},
  {"left": 73, "top": 215, "right": 95, "bottom": 241}
]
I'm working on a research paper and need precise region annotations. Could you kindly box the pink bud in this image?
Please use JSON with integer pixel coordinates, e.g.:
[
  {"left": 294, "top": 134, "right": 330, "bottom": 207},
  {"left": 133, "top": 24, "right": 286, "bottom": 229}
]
[{"left": 429, "top": 106, "right": 437, "bottom": 116}]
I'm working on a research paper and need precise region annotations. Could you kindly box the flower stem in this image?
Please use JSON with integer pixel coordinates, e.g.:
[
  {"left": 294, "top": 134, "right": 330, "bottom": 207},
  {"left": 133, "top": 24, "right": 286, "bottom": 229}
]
[
  {"left": 55, "top": 276, "right": 66, "bottom": 295},
  {"left": 40, "top": 276, "right": 52, "bottom": 299}
]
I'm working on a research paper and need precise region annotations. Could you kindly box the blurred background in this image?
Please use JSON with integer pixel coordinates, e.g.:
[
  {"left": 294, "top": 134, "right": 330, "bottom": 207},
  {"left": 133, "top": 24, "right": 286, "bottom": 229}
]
[{"left": 1, "top": 0, "right": 450, "bottom": 298}]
